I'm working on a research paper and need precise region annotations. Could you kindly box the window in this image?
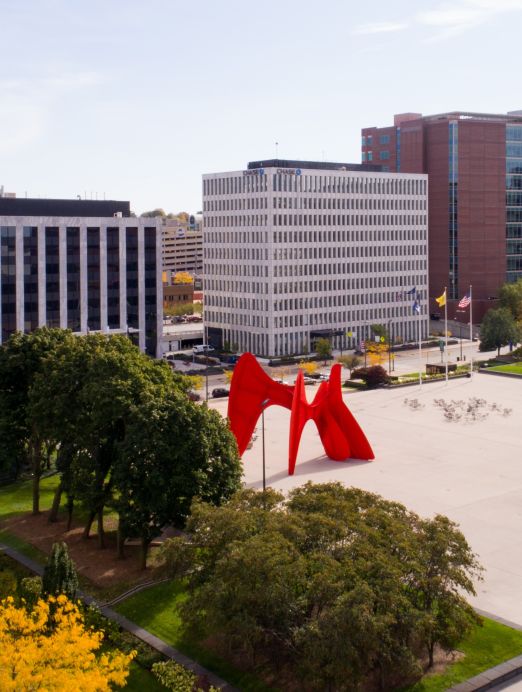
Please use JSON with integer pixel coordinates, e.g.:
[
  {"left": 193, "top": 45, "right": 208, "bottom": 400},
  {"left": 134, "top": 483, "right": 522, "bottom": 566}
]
[
  {"left": 367, "top": 151, "right": 373, "bottom": 162},
  {"left": 379, "top": 134, "right": 390, "bottom": 145},
  {"left": 379, "top": 150, "right": 390, "bottom": 160}
]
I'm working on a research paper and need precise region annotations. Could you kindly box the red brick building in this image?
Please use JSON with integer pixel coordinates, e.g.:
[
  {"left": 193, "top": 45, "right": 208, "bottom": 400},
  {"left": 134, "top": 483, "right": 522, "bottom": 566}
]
[{"left": 362, "top": 111, "right": 522, "bottom": 321}]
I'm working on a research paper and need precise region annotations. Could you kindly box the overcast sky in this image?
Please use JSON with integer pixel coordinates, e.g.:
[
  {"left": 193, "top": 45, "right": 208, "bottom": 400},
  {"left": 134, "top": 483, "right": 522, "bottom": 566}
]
[{"left": 2, "top": 0, "right": 522, "bottom": 214}]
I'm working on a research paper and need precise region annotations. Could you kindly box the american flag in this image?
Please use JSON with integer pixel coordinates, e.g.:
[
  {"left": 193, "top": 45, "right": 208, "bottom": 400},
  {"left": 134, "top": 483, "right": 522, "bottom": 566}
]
[{"left": 458, "top": 294, "right": 471, "bottom": 309}]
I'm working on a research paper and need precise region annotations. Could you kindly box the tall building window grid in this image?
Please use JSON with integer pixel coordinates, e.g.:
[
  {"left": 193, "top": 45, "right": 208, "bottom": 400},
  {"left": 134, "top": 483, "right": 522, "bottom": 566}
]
[
  {"left": 23, "top": 227, "right": 38, "bottom": 333},
  {"left": 144, "top": 227, "right": 158, "bottom": 357},
  {"left": 106, "top": 227, "right": 120, "bottom": 329},
  {"left": 45, "top": 227, "right": 60, "bottom": 329},
  {"left": 448, "top": 122, "right": 459, "bottom": 299},
  {"left": 1, "top": 226, "right": 16, "bottom": 342},
  {"left": 203, "top": 167, "right": 428, "bottom": 357},
  {"left": 126, "top": 228, "right": 139, "bottom": 334},
  {"left": 66, "top": 227, "right": 81, "bottom": 331},
  {"left": 0, "top": 218, "right": 161, "bottom": 357},
  {"left": 506, "top": 125, "right": 522, "bottom": 282}
]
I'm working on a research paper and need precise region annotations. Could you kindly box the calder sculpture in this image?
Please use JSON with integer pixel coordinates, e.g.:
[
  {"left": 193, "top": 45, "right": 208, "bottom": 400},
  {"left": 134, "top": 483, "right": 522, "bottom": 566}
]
[{"left": 227, "top": 353, "right": 374, "bottom": 475}]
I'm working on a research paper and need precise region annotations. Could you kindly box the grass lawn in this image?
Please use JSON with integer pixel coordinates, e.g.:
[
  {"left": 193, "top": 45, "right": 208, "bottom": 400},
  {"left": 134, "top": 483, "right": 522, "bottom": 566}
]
[
  {"left": 489, "top": 363, "right": 522, "bottom": 375},
  {"left": 0, "top": 474, "right": 60, "bottom": 523},
  {"left": 403, "top": 617, "right": 522, "bottom": 691},
  {"left": 115, "top": 580, "right": 275, "bottom": 692},
  {"left": 125, "top": 661, "right": 166, "bottom": 692}
]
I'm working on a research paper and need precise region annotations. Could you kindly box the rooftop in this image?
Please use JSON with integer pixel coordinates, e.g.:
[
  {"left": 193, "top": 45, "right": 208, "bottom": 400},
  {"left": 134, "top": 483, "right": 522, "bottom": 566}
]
[
  {"left": 247, "top": 158, "right": 383, "bottom": 172},
  {"left": 0, "top": 197, "right": 131, "bottom": 218}
]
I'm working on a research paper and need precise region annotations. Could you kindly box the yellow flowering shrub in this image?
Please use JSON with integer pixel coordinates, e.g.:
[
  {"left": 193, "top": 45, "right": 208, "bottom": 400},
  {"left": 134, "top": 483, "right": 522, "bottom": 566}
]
[{"left": 0, "top": 594, "right": 135, "bottom": 691}]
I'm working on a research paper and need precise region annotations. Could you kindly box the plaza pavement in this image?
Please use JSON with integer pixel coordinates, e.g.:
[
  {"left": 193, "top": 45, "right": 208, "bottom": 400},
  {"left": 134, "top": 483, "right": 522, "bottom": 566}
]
[{"left": 208, "top": 372, "right": 522, "bottom": 626}]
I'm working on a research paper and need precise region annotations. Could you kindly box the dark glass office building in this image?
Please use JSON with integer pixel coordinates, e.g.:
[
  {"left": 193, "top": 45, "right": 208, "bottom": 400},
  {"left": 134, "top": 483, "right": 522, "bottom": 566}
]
[{"left": 0, "top": 197, "right": 161, "bottom": 356}]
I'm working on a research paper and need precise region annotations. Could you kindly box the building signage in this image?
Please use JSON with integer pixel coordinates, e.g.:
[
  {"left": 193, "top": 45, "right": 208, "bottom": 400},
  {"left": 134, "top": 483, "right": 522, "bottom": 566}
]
[
  {"left": 243, "top": 168, "right": 265, "bottom": 176},
  {"left": 276, "top": 168, "right": 302, "bottom": 176}
]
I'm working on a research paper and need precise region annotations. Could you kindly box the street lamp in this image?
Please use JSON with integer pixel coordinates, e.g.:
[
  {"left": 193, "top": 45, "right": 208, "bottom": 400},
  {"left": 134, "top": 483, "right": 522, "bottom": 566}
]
[{"left": 261, "top": 398, "right": 270, "bottom": 492}]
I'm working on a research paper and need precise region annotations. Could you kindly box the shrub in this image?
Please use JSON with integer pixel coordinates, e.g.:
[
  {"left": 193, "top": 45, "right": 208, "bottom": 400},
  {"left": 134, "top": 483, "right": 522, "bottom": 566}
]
[
  {"left": 350, "top": 367, "right": 369, "bottom": 380},
  {"left": 363, "top": 365, "right": 390, "bottom": 388},
  {"left": 19, "top": 576, "right": 43, "bottom": 607},
  {"left": 42, "top": 542, "right": 78, "bottom": 601},
  {"left": 0, "top": 569, "right": 17, "bottom": 599}
]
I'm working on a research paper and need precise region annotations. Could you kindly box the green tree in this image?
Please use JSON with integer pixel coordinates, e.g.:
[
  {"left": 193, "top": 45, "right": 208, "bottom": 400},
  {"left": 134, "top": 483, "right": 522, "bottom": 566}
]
[
  {"left": 315, "top": 337, "right": 332, "bottom": 364},
  {"left": 370, "top": 323, "right": 389, "bottom": 341},
  {"left": 30, "top": 334, "right": 187, "bottom": 545},
  {"left": 479, "top": 307, "right": 520, "bottom": 355},
  {"left": 0, "top": 328, "right": 74, "bottom": 510},
  {"left": 140, "top": 208, "right": 166, "bottom": 217},
  {"left": 336, "top": 354, "right": 362, "bottom": 376},
  {"left": 163, "top": 483, "right": 481, "bottom": 689},
  {"left": 499, "top": 278, "right": 522, "bottom": 321},
  {"left": 114, "top": 393, "right": 242, "bottom": 568},
  {"left": 42, "top": 542, "right": 78, "bottom": 601},
  {"left": 152, "top": 660, "right": 218, "bottom": 692}
]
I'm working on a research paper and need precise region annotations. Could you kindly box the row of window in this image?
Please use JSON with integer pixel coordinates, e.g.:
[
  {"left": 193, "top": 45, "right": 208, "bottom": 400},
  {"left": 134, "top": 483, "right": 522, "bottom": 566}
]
[
  {"left": 205, "top": 213, "right": 427, "bottom": 228},
  {"left": 362, "top": 150, "right": 390, "bottom": 162},
  {"left": 204, "top": 273, "right": 425, "bottom": 296},
  {"left": 204, "top": 173, "right": 427, "bottom": 197},
  {"left": 272, "top": 196, "right": 426, "bottom": 210},
  {"left": 204, "top": 228, "right": 427, "bottom": 247}
]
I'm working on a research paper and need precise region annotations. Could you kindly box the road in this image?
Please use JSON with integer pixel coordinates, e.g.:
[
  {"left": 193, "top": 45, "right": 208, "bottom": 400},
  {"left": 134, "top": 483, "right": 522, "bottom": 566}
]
[{"left": 173, "top": 339, "right": 513, "bottom": 399}]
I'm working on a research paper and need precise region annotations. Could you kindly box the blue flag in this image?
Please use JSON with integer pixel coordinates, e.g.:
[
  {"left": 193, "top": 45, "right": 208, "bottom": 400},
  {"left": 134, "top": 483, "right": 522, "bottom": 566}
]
[
  {"left": 406, "top": 286, "right": 417, "bottom": 296},
  {"left": 412, "top": 300, "right": 421, "bottom": 315}
]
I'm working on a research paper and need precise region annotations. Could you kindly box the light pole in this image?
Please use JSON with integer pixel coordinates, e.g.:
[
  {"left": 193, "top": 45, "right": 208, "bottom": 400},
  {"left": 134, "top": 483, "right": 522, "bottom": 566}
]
[{"left": 261, "top": 398, "right": 270, "bottom": 492}]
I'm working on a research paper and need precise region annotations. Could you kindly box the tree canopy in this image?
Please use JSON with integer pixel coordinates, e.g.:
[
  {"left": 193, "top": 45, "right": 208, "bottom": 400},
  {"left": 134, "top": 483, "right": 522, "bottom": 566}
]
[
  {"left": 479, "top": 307, "right": 520, "bottom": 354},
  {"left": 499, "top": 278, "right": 522, "bottom": 321},
  {"left": 0, "top": 330, "right": 242, "bottom": 567},
  {"left": 162, "top": 483, "right": 482, "bottom": 690}
]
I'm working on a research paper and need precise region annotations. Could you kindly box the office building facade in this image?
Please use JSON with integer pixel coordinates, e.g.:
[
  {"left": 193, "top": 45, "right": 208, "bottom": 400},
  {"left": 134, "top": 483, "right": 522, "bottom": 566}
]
[
  {"left": 162, "top": 215, "right": 203, "bottom": 278},
  {"left": 362, "top": 111, "right": 522, "bottom": 319},
  {"left": 203, "top": 160, "right": 428, "bottom": 357},
  {"left": 0, "top": 198, "right": 162, "bottom": 357}
]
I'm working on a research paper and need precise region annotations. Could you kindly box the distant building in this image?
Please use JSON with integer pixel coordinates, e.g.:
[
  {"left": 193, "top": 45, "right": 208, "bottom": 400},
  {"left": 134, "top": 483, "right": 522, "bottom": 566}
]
[
  {"left": 362, "top": 110, "right": 522, "bottom": 319},
  {"left": 162, "top": 215, "right": 203, "bottom": 278},
  {"left": 0, "top": 197, "right": 162, "bottom": 356},
  {"left": 203, "top": 159, "right": 428, "bottom": 357},
  {"left": 163, "top": 282, "right": 194, "bottom": 309}
]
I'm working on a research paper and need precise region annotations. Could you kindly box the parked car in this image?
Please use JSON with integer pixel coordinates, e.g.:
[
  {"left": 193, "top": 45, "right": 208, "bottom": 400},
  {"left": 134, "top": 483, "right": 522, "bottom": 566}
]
[
  {"left": 193, "top": 344, "right": 215, "bottom": 354},
  {"left": 211, "top": 388, "right": 230, "bottom": 398}
]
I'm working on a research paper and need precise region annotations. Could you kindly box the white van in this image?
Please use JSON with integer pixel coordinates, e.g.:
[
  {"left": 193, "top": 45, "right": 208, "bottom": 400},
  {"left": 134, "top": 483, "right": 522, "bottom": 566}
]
[{"left": 193, "top": 344, "right": 215, "bottom": 354}]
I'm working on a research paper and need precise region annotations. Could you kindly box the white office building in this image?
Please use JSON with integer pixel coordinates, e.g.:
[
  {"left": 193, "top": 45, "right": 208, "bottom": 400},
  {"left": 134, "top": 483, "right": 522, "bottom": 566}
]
[
  {"left": 0, "top": 198, "right": 162, "bottom": 357},
  {"left": 203, "top": 159, "right": 429, "bottom": 358}
]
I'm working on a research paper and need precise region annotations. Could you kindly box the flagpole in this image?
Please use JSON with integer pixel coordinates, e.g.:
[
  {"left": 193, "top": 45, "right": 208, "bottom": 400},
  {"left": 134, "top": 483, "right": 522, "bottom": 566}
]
[
  {"left": 444, "top": 286, "right": 448, "bottom": 384},
  {"left": 418, "top": 296, "right": 422, "bottom": 388},
  {"left": 469, "top": 284, "right": 473, "bottom": 378}
]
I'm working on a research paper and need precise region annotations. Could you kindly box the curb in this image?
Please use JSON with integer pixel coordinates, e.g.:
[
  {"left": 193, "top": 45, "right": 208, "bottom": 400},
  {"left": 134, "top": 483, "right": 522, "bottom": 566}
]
[
  {"left": 479, "top": 368, "right": 522, "bottom": 380},
  {"left": 447, "top": 654, "right": 522, "bottom": 691},
  {"left": 0, "top": 543, "right": 237, "bottom": 691}
]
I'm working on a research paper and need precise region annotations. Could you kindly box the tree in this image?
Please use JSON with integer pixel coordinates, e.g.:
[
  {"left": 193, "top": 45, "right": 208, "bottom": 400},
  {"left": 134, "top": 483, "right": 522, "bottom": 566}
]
[
  {"left": 0, "top": 328, "right": 74, "bottom": 510},
  {"left": 173, "top": 271, "right": 194, "bottom": 284},
  {"left": 163, "top": 483, "right": 481, "bottom": 689},
  {"left": 479, "top": 307, "right": 520, "bottom": 355},
  {"left": 42, "top": 542, "right": 79, "bottom": 601},
  {"left": 30, "top": 333, "right": 188, "bottom": 545},
  {"left": 315, "top": 338, "right": 332, "bottom": 364},
  {"left": 113, "top": 391, "right": 242, "bottom": 568},
  {"left": 298, "top": 361, "right": 318, "bottom": 376},
  {"left": 370, "top": 323, "right": 389, "bottom": 341},
  {"left": 0, "top": 594, "right": 134, "bottom": 691},
  {"left": 499, "top": 278, "right": 522, "bottom": 321},
  {"left": 337, "top": 354, "right": 362, "bottom": 376},
  {"left": 140, "top": 208, "right": 167, "bottom": 217}
]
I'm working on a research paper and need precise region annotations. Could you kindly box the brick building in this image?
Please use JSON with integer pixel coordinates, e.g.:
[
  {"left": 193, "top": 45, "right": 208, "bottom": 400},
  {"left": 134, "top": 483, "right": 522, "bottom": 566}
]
[{"left": 362, "top": 111, "right": 522, "bottom": 320}]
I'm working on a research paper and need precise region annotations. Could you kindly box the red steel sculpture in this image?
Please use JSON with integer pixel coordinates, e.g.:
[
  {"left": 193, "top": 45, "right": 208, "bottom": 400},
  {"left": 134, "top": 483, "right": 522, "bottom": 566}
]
[{"left": 227, "top": 353, "right": 374, "bottom": 475}]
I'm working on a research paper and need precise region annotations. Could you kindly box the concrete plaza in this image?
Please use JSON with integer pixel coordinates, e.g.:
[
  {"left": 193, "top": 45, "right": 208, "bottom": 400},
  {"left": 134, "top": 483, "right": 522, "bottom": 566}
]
[{"left": 209, "top": 372, "right": 522, "bottom": 625}]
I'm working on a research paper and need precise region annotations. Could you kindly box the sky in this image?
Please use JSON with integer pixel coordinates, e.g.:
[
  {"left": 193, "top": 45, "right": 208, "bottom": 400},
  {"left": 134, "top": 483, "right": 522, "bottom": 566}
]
[{"left": 1, "top": 0, "right": 522, "bottom": 214}]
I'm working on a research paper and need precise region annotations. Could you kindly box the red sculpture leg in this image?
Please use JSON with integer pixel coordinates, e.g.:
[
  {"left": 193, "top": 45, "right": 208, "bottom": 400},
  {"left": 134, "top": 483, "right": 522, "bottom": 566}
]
[
  {"left": 227, "top": 353, "right": 374, "bottom": 476},
  {"left": 227, "top": 352, "right": 293, "bottom": 456}
]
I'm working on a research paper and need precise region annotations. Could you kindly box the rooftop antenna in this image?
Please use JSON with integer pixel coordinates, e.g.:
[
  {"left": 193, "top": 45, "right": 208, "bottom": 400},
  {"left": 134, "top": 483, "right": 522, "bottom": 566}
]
[{"left": 275, "top": 141, "right": 279, "bottom": 158}]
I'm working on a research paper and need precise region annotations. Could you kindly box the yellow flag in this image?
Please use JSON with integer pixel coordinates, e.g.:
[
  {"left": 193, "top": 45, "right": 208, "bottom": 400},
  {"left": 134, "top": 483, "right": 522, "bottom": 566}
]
[{"left": 435, "top": 290, "right": 446, "bottom": 307}]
